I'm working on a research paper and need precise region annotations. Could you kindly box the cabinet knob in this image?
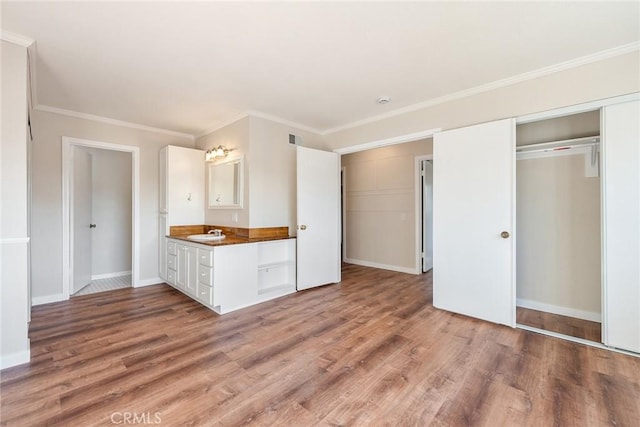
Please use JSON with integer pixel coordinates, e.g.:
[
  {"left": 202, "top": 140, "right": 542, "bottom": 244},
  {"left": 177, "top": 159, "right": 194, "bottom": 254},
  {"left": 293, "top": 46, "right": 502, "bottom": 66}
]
[
  {"left": 299, "top": 225, "right": 307, "bottom": 230},
  {"left": 501, "top": 231, "right": 510, "bottom": 239}
]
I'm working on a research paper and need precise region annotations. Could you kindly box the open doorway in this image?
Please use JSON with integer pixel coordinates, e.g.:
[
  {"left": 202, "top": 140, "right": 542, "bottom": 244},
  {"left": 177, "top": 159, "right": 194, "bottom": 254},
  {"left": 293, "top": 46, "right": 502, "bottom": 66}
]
[
  {"left": 419, "top": 158, "right": 433, "bottom": 273},
  {"left": 62, "top": 137, "right": 140, "bottom": 300},
  {"left": 71, "top": 146, "right": 133, "bottom": 296}
]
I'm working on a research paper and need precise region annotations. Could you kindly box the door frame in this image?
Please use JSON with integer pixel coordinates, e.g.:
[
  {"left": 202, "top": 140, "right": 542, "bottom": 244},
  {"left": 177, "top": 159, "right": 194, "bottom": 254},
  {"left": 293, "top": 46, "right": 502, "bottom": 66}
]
[
  {"left": 415, "top": 155, "right": 433, "bottom": 273},
  {"left": 62, "top": 137, "right": 140, "bottom": 299}
]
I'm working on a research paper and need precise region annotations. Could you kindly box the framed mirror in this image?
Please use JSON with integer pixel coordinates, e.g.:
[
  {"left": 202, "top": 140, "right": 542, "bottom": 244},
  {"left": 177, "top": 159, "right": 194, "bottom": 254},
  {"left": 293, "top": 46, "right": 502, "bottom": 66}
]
[{"left": 208, "top": 156, "right": 243, "bottom": 209}]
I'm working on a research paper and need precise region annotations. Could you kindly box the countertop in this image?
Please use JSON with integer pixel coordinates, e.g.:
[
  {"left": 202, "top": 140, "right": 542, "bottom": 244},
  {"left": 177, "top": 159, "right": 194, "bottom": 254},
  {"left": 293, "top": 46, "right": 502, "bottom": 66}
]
[{"left": 167, "top": 234, "right": 296, "bottom": 247}]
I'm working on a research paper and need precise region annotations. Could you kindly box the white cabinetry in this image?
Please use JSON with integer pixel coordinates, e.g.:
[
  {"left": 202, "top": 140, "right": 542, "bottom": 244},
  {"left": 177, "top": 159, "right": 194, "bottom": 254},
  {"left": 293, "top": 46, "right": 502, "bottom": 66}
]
[
  {"left": 165, "top": 238, "right": 296, "bottom": 314},
  {"left": 158, "top": 145, "right": 204, "bottom": 280},
  {"left": 257, "top": 239, "right": 296, "bottom": 295}
]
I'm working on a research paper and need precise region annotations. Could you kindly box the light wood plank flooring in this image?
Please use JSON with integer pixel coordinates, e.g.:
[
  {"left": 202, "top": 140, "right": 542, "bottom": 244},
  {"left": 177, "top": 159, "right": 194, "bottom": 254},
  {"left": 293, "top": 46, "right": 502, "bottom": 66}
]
[
  {"left": 517, "top": 306, "right": 602, "bottom": 343},
  {"left": 1, "top": 264, "right": 639, "bottom": 426}
]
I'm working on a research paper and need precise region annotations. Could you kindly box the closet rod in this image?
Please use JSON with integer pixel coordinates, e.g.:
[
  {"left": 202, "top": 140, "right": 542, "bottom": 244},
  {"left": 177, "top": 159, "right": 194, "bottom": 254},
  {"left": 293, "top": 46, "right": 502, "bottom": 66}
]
[{"left": 516, "top": 135, "right": 600, "bottom": 152}]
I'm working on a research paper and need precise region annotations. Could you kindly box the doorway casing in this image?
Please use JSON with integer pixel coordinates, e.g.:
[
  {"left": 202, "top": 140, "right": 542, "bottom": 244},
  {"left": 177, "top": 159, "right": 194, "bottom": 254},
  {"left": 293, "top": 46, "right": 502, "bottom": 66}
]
[{"left": 61, "top": 136, "right": 140, "bottom": 299}]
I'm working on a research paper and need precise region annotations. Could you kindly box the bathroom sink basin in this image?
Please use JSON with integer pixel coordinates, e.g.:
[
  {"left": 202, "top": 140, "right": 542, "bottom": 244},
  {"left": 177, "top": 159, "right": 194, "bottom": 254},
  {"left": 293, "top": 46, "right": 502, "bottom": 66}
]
[{"left": 187, "top": 234, "right": 226, "bottom": 242}]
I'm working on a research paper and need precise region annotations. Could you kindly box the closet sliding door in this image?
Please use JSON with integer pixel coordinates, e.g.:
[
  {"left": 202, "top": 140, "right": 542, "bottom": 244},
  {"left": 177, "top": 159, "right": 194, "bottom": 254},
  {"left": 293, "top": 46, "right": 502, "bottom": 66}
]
[
  {"left": 433, "top": 118, "right": 516, "bottom": 327},
  {"left": 602, "top": 100, "right": 640, "bottom": 353}
]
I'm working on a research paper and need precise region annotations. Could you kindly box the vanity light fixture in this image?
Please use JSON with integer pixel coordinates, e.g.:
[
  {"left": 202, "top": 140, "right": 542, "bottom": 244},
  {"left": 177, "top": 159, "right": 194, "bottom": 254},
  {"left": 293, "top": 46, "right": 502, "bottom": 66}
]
[{"left": 205, "top": 145, "right": 230, "bottom": 161}]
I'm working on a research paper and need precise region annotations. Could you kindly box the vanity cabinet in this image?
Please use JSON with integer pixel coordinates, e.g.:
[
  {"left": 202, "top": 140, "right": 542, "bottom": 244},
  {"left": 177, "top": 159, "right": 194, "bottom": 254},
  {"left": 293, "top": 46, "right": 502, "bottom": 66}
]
[{"left": 165, "top": 237, "right": 296, "bottom": 314}]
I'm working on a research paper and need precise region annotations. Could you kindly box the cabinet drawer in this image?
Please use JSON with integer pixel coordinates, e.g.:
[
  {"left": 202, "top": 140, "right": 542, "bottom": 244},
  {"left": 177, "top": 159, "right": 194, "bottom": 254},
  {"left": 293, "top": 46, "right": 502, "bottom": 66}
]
[
  {"left": 167, "top": 240, "right": 177, "bottom": 255},
  {"left": 167, "top": 269, "right": 176, "bottom": 285},
  {"left": 198, "top": 264, "right": 212, "bottom": 285},
  {"left": 167, "top": 254, "right": 177, "bottom": 271},
  {"left": 196, "top": 283, "right": 213, "bottom": 306},
  {"left": 198, "top": 248, "right": 213, "bottom": 267}
]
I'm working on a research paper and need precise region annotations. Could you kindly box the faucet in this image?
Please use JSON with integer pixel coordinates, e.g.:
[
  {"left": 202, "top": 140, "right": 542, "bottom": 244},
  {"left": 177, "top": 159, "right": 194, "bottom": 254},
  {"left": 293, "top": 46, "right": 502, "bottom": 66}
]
[{"left": 208, "top": 229, "right": 223, "bottom": 236}]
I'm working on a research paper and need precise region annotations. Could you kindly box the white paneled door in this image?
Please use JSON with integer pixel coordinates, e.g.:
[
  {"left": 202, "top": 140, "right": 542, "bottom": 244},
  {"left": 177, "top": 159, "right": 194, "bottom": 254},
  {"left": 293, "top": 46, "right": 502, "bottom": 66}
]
[
  {"left": 433, "top": 119, "right": 515, "bottom": 327},
  {"left": 296, "top": 146, "right": 341, "bottom": 290},
  {"left": 72, "top": 147, "right": 93, "bottom": 294}
]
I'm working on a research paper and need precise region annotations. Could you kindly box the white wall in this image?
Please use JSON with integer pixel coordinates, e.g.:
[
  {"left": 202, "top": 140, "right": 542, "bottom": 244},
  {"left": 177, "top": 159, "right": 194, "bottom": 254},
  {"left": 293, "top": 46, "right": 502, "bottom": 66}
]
[
  {"left": 196, "top": 115, "right": 326, "bottom": 233},
  {"left": 1, "top": 40, "right": 31, "bottom": 368},
  {"left": 342, "top": 139, "right": 432, "bottom": 272},
  {"left": 248, "top": 115, "right": 326, "bottom": 233},
  {"left": 324, "top": 51, "right": 640, "bottom": 150},
  {"left": 30, "top": 109, "right": 194, "bottom": 300},
  {"left": 81, "top": 147, "right": 132, "bottom": 277},
  {"left": 516, "top": 154, "right": 601, "bottom": 319}
]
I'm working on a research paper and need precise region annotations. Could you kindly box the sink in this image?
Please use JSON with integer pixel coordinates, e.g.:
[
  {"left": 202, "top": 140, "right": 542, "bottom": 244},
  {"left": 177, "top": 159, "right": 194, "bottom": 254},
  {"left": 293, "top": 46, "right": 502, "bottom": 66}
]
[{"left": 187, "top": 234, "right": 226, "bottom": 242}]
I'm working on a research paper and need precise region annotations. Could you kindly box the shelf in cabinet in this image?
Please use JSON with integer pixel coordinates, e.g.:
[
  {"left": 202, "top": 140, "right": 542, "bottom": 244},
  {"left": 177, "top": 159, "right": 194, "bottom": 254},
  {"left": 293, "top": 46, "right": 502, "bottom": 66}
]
[
  {"left": 257, "top": 260, "right": 295, "bottom": 271},
  {"left": 257, "top": 283, "right": 295, "bottom": 295}
]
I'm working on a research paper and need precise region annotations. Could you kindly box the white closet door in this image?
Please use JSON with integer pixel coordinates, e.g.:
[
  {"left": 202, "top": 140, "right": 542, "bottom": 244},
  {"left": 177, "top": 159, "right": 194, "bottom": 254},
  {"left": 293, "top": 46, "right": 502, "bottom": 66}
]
[
  {"left": 602, "top": 100, "right": 640, "bottom": 353},
  {"left": 433, "top": 118, "right": 515, "bottom": 327}
]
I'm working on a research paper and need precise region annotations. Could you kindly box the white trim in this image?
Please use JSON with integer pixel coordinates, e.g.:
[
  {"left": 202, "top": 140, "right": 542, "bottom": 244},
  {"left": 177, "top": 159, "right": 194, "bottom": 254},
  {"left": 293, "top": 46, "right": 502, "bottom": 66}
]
[
  {"left": 517, "top": 324, "right": 638, "bottom": 358},
  {"left": 517, "top": 93, "right": 640, "bottom": 124},
  {"left": 36, "top": 105, "right": 194, "bottom": 140},
  {"left": 341, "top": 166, "right": 347, "bottom": 263},
  {"left": 600, "top": 107, "right": 609, "bottom": 345},
  {"left": 325, "top": 42, "right": 640, "bottom": 135},
  {"left": 136, "top": 277, "right": 163, "bottom": 287},
  {"left": 333, "top": 128, "right": 441, "bottom": 155},
  {"left": 62, "top": 137, "right": 141, "bottom": 301},
  {"left": 415, "top": 155, "right": 433, "bottom": 274},
  {"left": 32, "top": 294, "right": 66, "bottom": 306},
  {"left": 1, "top": 30, "right": 34, "bottom": 47},
  {"left": 516, "top": 298, "right": 601, "bottom": 323},
  {"left": 0, "top": 350, "right": 31, "bottom": 370},
  {"left": 0, "top": 237, "right": 30, "bottom": 244},
  {"left": 196, "top": 113, "right": 249, "bottom": 139},
  {"left": 91, "top": 270, "right": 132, "bottom": 281},
  {"left": 247, "top": 110, "right": 323, "bottom": 135},
  {"left": 344, "top": 258, "right": 419, "bottom": 275}
]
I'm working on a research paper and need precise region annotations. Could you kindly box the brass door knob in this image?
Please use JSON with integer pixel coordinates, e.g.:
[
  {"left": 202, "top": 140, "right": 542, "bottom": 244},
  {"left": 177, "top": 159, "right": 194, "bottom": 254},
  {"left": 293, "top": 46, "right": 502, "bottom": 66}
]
[
  {"left": 299, "top": 225, "right": 307, "bottom": 230},
  {"left": 501, "top": 231, "right": 510, "bottom": 239}
]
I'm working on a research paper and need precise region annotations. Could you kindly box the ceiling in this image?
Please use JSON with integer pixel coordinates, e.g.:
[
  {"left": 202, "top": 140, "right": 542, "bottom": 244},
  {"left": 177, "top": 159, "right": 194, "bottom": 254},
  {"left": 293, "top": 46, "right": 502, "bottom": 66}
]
[{"left": 2, "top": 1, "right": 639, "bottom": 137}]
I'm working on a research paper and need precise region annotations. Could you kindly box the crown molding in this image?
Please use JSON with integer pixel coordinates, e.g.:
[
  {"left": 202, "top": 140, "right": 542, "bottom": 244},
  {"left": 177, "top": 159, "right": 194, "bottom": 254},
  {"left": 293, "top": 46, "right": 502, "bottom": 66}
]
[
  {"left": 247, "top": 110, "right": 323, "bottom": 135},
  {"left": 323, "top": 41, "right": 640, "bottom": 135},
  {"left": 196, "top": 112, "right": 249, "bottom": 139},
  {"left": 35, "top": 105, "right": 195, "bottom": 140},
  {"left": 1, "top": 30, "right": 34, "bottom": 47}
]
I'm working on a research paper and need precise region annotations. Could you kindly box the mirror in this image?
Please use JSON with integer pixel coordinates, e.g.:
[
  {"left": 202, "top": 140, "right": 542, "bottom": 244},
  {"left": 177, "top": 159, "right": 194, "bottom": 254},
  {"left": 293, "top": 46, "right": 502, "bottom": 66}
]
[{"left": 208, "top": 156, "right": 243, "bottom": 209}]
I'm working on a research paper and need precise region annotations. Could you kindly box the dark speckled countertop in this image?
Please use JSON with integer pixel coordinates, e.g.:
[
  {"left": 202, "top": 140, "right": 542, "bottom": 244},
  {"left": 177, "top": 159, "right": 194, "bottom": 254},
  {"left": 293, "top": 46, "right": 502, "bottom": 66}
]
[{"left": 167, "top": 234, "right": 296, "bottom": 247}]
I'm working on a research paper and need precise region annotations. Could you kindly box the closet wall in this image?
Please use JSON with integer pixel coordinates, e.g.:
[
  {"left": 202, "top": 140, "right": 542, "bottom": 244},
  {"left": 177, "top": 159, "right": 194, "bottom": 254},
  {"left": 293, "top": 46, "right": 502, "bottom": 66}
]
[{"left": 516, "top": 112, "right": 601, "bottom": 321}]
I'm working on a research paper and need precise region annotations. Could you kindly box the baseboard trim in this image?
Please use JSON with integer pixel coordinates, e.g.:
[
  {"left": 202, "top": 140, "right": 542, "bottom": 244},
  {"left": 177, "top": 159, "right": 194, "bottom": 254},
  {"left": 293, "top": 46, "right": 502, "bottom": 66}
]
[
  {"left": 135, "top": 277, "right": 163, "bottom": 287},
  {"left": 0, "top": 349, "right": 31, "bottom": 370},
  {"left": 32, "top": 293, "right": 67, "bottom": 306},
  {"left": 516, "top": 298, "right": 601, "bottom": 322},
  {"left": 91, "top": 270, "right": 131, "bottom": 280},
  {"left": 343, "top": 258, "right": 419, "bottom": 275}
]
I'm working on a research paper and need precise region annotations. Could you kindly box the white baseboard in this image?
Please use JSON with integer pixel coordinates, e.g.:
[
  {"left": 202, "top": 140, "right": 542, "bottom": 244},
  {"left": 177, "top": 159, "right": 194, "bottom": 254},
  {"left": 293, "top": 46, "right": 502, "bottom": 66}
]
[
  {"left": 343, "top": 258, "right": 419, "bottom": 275},
  {"left": 0, "top": 349, "right": 30, "bottom": 370},
  {"left": 32, "top": 293, "right": 67, "bottom": 306},
  {"left": 135, "top": 277, "right": 163, "bottom": 288},
  {"left": 516, "top": 298, "right": 601, "bottom": 322},
  {"left": 91, "top": 270, "right": 131, "bottom": 280}
]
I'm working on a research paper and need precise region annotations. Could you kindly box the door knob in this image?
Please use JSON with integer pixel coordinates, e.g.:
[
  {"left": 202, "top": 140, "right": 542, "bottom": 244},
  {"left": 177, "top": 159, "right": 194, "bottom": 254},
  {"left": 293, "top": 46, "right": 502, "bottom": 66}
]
[
  {"left": 501, "top": 231, "right": 509, "bottom": 239},
  {"left": 299, "top": 225, "right": 307, "bottom": 230},
  {"left": 89, "top": 224, "right": 97, "bottom": 229}
]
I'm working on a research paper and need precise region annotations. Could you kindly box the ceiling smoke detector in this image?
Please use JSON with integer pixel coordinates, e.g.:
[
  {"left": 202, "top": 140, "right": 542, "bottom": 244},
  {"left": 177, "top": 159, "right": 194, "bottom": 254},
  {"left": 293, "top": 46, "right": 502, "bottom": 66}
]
[{"left": 376, "top": 96, "right": 391, "bottom": 105}]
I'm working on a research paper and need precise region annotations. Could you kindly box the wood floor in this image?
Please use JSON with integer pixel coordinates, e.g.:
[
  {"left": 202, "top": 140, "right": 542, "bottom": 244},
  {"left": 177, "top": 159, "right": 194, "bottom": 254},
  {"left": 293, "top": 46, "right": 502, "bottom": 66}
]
[
  {"left": 1, "top": 264, "right": 639, "bottom": 426},
  {"left": 516, "top": 306, "right": 602, "bottom": 343}
]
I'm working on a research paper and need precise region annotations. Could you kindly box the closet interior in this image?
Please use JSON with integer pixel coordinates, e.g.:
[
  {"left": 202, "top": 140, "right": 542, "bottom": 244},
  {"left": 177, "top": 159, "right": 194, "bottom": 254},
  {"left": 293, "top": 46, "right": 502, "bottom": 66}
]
[{"left": 515, "top": 110, "right": 602, "bottom": 343}]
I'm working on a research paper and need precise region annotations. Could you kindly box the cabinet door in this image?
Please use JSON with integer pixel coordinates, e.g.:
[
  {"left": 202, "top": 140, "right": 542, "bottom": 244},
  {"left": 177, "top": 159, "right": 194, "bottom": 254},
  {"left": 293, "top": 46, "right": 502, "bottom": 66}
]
[
  {"left": 167, "top": 146, "right": 204, "bottom": 225},
  {"left": 602, "top": 100, "right": 640, "bottom": 353},
  {"left": 176, "top": 243, "right": 187, "bottom": 290},
  {"left": 185, "top": 245, "right": 198, "bottom": 296},
  {"left": 433, "top": 118, "right": 515, "bottom": 327}
]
